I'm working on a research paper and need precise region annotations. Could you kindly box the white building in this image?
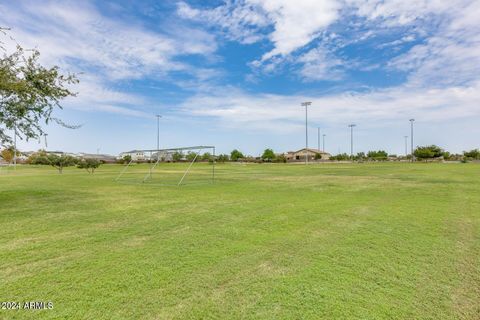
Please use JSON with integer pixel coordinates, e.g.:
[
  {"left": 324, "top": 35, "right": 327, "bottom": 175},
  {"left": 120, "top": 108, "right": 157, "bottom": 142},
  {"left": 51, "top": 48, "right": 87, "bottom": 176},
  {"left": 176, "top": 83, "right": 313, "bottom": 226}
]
[{"left": 118, "top": 150, "right": 150, "bottom": 161}]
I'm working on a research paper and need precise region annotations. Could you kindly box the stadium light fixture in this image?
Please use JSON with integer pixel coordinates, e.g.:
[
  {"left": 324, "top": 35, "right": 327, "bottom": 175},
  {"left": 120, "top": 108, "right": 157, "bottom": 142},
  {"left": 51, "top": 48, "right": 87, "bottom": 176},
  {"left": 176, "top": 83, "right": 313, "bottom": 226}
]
[{"left": 301, "top": 102, "right": 312, "bottom": 164}]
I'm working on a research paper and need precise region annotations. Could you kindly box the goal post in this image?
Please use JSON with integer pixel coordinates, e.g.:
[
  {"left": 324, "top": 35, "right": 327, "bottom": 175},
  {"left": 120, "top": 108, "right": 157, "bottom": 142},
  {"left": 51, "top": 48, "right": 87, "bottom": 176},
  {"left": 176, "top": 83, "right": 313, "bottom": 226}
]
[{"left": 115, "top": 146, "right": 215, "bottom": 186}]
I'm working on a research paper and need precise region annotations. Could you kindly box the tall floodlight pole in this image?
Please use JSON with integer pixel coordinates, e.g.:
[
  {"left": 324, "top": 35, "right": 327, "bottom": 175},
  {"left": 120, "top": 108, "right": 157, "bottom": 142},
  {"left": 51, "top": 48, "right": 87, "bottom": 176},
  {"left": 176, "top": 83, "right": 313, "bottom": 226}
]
[
  {"left": 410, "top": 119, "right": 415, "bottom": 162},
  {"left": 301, "top": 102, "right": 312, "bottom": 164},
  {"left": 348, "top": 124, "right": 356, "bottom": 159},
  {"left": 156, "top": 115, "right": 162, "bottom": 151},
  {"left": 322, "top": 134, "right": 326, "bottom": 152},
  {"left": 317, "top": 127, "right": 320, "bottom": 151},
  {"left": 404, "top": 136, "right": 408, "bottom": 157},
  {"left": 156, "top": 115, "right": 162, "bottom": 160}
]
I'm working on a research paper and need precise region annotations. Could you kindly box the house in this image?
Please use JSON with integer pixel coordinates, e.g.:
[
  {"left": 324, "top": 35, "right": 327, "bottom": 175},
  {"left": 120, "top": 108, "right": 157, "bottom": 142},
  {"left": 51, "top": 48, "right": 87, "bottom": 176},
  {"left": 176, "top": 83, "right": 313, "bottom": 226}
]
[
  {"left": 118, "top": 150, "right": 150, "bottom": 161},
  {"left": 284, "top": 148, "right": 331, "bottom": 162},
  {"left": 78, "top": 153, "right": 117, "bottom": 163}
]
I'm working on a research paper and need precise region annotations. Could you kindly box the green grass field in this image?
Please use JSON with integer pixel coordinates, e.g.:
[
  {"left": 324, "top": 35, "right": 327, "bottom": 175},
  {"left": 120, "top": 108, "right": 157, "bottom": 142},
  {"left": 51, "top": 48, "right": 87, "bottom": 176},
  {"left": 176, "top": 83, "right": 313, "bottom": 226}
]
[{"left": 1, "top": 163, "right": 479, "bottom": 319}]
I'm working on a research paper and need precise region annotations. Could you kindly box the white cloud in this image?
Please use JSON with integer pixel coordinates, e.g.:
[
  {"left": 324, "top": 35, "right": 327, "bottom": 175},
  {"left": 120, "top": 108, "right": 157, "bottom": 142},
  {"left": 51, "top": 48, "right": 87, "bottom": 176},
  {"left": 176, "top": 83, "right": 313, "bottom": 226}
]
[
  {"left": 178, "top": 0, "right": 479, "bottom": 85},
  {"left": 0, "top": 0, "right": 223, "bottom": 118},
  {"left": 177, "top": 0, "right": 340, "bottom": 64},
  {"left": 0, "top": 1, "right": 217, "bottom": 80},
  {"left": 387, "top": 0, "right": 480, "bottom": 87},
  {"left": 298, "top": 47, "right": 344, "bottom": 81},
  {"left": 180, "top": 81, "right": 480, "bottom": 133},
  {"left": 61, "top": 74, "right": 151, "bottom": 118},
  {"left": 250, "top": 0, "right": 340, "bottom": 60},
  {"left": 177, "top": 1, "right": 269, "bottom": 44}
]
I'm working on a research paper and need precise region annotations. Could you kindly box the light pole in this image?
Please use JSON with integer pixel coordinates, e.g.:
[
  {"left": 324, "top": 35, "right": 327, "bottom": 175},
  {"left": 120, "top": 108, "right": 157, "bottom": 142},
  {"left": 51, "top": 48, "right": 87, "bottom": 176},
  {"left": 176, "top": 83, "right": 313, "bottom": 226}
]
[
  {"left": 404, "top": 136, "right": 408, "bottom": 157},
  {"left": 322, "top": 134, "right": 326, "bottom": 152},
  {"left": 410, "top": 119, "right": 415, "bottom": 162},
  {"left": 301, "top": 102, "right": 312, "bottom": 164},
  {"left": 156, "top": 115, "right": 162, "bottom": 161},
  {"left": 156, "top": 115, "right": 162, "bottom": 151},
  {"left": 348, "top": 124, "right": 356, "bottom": 159},
  {"left": 317, "top": 127, "right": 320, "bottom": 151}
]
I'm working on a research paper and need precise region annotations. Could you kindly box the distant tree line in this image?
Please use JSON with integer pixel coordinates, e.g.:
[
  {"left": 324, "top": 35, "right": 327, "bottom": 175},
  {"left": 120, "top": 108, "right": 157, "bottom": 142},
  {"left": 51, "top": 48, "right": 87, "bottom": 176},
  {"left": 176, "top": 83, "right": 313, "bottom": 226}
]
[
  {"left": 4, "top": 146, "right": 480, "bottom": 169},
  {"left": 329, "top": 146, "right": 480, "bottom": 162},
  {"left": 16, "top": 150, "right": 102, "bottom": 174}
]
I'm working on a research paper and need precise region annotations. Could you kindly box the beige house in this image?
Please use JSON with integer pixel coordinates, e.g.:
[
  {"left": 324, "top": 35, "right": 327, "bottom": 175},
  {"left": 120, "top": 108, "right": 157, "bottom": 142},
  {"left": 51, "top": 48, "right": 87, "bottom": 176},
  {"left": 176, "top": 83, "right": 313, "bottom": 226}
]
[{"left": 284, "top": 148, "right": 331, "bottom": 162}]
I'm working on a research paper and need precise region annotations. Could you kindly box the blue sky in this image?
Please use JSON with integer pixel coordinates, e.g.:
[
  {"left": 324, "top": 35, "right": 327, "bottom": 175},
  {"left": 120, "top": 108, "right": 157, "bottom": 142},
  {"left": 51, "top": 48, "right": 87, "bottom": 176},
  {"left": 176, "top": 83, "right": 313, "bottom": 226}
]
[{"left": 1, "top": 0, "right": 479, "bottom": 155}]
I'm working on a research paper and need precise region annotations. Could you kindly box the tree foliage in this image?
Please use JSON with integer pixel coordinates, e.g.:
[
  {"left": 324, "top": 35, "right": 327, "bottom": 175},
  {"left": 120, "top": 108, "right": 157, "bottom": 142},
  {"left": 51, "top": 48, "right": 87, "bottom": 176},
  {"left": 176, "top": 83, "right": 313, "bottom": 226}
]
[
  {"left": 186, "top": 151, "right": 198, "bottom": 162},
  {"left": 121, "top": 155, "right": 132, "bottom": 164},
  {"left": 1, "top": 32, "right": 79, "bottom": 145},
  {"left": 0, "top": 147, "right": 16, "bottom": 162},
  {"left": 216, "top": 154, "right": 229, "bottom": 163},
  {"left": 201, "top": 152, "right": 212, "bottom": 162},
  {"left": 414, "top": 145, "right": 444, "bottom": 160},
  {"left": 330, "top": 153, "right": 350, "bottom": 161},
  {"left": 47, "top": 154, "right": 77, "bottom": 173},
  {"left": 77, "top": 158, "right": 101, "bottom": 174},
  {"left": 27, "top": 150, "right": 50, "bottom": 164},
  {"left": 367, "top": 150, "right": 388, "bottom": 161},
  {"left": 230, "top": 149, "right": 244, "bottom": 161},
  {"left": 356, "top": 152, "right": 366, "bottom": 161},
  {"left": 172, "top": 151, "right": 183, "bottom": 162},
  {"left": 275, "top": 154, "right": 287, "bottom": 163},
  {"left": 464, "top": 149, "right": 480, "bottom": 160},
  {"left": 261, "top": 148, "right": 276, "bottom": 162}
]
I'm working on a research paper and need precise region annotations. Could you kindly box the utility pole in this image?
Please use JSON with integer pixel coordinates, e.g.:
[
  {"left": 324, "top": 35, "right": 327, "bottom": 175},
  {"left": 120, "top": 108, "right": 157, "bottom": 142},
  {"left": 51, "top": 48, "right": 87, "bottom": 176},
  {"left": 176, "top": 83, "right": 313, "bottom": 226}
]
[
  {"left": 301, "top": 102, "right": 312, "bottom": 164},
  {"left": 322, "top": 134, "right": 326, "bottom": 152},
  {"left": 348, "top": 124, "right": 356, "bottom": 159},
  {"left": 410, "top": 119, "right": 415, "bottom": 162}
]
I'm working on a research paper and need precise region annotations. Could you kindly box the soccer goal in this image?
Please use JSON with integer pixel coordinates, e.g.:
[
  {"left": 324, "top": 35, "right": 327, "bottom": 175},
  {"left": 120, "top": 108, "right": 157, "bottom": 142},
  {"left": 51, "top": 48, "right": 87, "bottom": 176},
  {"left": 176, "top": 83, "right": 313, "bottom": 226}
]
[{"left": 115, "top": 146, "right": 215, "bottom": 186}]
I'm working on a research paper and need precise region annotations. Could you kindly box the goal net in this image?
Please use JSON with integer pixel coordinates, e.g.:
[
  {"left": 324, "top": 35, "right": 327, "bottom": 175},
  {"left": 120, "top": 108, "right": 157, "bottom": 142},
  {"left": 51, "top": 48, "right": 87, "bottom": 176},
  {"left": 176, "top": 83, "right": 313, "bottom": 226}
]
[{"left": 115, "top": 146, "right": 215, "bottom": 186}]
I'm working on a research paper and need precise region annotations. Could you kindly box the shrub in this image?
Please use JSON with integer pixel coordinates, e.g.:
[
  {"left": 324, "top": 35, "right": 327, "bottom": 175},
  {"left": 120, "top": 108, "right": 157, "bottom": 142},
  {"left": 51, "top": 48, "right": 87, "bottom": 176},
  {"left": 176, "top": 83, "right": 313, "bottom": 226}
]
[
  {"left": 367, "top": 150, "right": 388, "bottom": 161},
  {"left": 330, "top": 153, "right": 350, "bottom": 161},
  {"left": 77, "top": 158, "right": 101, "bottom": 174},
  {"left": 27, "top": 150, "right": 50, "bottom": 165}
]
